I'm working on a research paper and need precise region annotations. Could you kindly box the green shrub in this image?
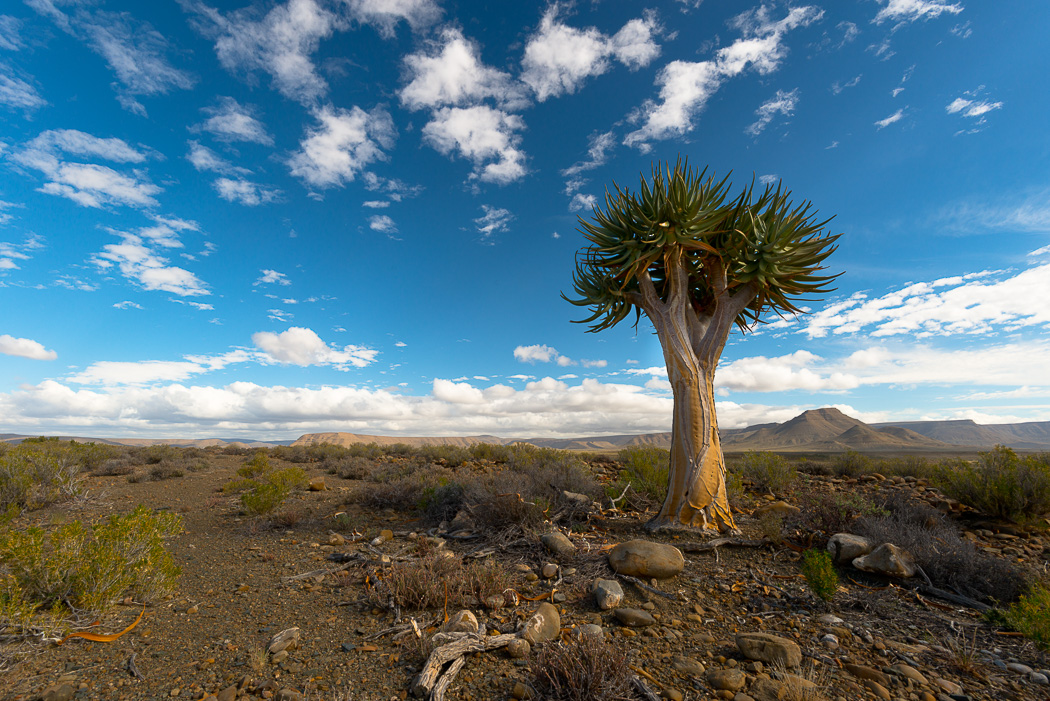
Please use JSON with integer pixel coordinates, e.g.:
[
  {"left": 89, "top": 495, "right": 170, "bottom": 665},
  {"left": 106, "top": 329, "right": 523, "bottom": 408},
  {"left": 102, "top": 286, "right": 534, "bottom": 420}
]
[
  {"left": 801, "top": 549, "right": 837, "bottom": 602},
  {"left": 935, "top": 447, "right": 1050, "bottom": 523},
  {"left": 418, "top": 444, "right": 472, "bottom": 467},
  {"left": 325, "top": 455, "right": 375, "bottom": 480},
  {"left": 223, "top": 478, "right": 258, "bottom": 494},
  {"left": 615, "top": 446, "right": 668, "bottom": 501},
  {"left": 469, "top": 442, "right": 513, "bottom": 463},
  {"left": 0, "top": 443, "right": 83, "bottom": 513},
  {"left": 742, "top": 451, "right": 797, "bottom": 493},
  {"left": 832, "top": 450, "right": 872, "bottom": 477},
  {"left": 0, "top": 505, "right": 181, "bottom": 623},
  {"left": 268, "top": 466, "right": 307, "bottom": 491},
  {"left": 1003, "top": 583, "right": 1050, "bottom": 649},
  {"left": 238, "top": 450, "right": 271, "bottom": 478},
  {"left": 239, "top": 467, "right": 307, "bottom": 516}
]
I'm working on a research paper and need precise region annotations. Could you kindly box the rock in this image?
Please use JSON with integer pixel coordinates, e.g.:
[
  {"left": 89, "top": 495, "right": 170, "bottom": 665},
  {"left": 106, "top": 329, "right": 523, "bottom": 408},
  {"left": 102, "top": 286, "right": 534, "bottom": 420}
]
[
  {"left": 735, "top": 632, "right": 802, "bottom": 668},
  {"left": 541, "top": 531, "right": 576, "bottom": 560},
  {"left": 275, "top": 689, "right": 303, "bottom": 701},
  {"left": 933, "top": 678, "right": 962, "bottom": 695},
  {"left": 443, "top": 610, "right": 479, "bottom": 634},
  {"left": 843, "top": 663, "right": 889, "bottom": 687},
  {"left": 505, "top": 638, "right": 531, "bottom": 659},
  {"left": 706, "top": 668, "right": 746, "bottom": 692},
  {"left": 748, "top": 678, "right": 785, "bottom": 701},
  {"left": 35, "top": 685, "right": 74, "bottom": 701},
  {"left": 888, "top": 663, "right": 928, "bottom": 685},
  {"left": 826, "top": 533, "right": 873, "bottom": 564},
  {"left": 541, "top": 563, "right": 559, "bottom": 579},
  {"left": 614, "top": 608, "right": 657, "bottom": 628},
  {"left": 380, "top": 529, "right": 394, "bottom": 542},
  {"left": 562, "top": 490, "right": 591, "bottom": 506},
  {"left": 671, "top": 656, "right": 706, "bottom": 677},
  {"left": 1006, "top": 662, "right": 1032, "bottom": 675},
  {"left": 308, "top": 477, "right": 326, "bottom": 491},
  {"left": 661, "top": 689, "right": 683, "bottom": 701},
  {"left": 608, "top": 540, "right": 685, "bottom": 579},
  {"left": 216, "top": 686, "right": 238, "bottom": 701},
  {"left": 862, "top": 679, "right": 891, "bottom": 700},
  {"left": 521, "top": 602, "right": 560, "bottom": 645},
  {"left": 591, "top": 579, "right": 624, "bottom": 610},
  {"left": 853, "top": 543, "right": 917, "bottom": 578},
  {"left": 511, "top": 681, "right": 534, "bottom": 700},
  {"left": 327, "top": 532, "right": 345, "bottom": 546},
  {"left": 271, "top": 650, "right": 288, "bottom": 664},
  {"left": 576, "top": 623, "right": 604, "bottom": 638},
  {"left": 267, "top": 627, "right": 300, "bottom": 654},
  {"left": 752, "top": 501, "right": 801, "bottom": 518}
]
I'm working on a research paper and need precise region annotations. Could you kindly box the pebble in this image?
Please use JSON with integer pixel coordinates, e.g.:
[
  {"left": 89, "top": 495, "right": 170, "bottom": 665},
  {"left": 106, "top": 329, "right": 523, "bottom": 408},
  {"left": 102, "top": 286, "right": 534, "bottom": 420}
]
[{"left": 614, "top": 608, "right": 656, "bottom": 628}]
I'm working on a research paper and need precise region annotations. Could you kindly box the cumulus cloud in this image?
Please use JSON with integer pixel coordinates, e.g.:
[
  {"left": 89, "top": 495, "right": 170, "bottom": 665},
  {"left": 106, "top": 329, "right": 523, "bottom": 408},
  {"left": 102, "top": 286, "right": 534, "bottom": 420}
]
[
  {"left": 13, "top": 129, "right": 160, "bottom": 209},
  {"left": 288, "top": 105, "right": 396, "bottom": 188},
  {"left": 513, "top": 344, "right": 583, "bottom": 367},
  {"left": 474, "top": 205, "right": 513, "bottom": 238},
  {"left": 746, "top": 88, "right": 798, "bottom": 136},
  {"left": 214, "top": 177, "right": 281, "bottom": 206},
  {"left": 423, "top": 106, "right": 527, "bottom": 184},
  {"left": 520, "top": 6, "right": 660, "bottom": 101},
  {"left": 345, "top": 0, "right": 441, "bottom": 38},
  {"left": 796, "top": 263, "right": 1050, "bottom": 339},
  {"left": 873, "top": 0, "right": 963, "bottom": 25},
  {"left": 252, "top": 326, "right": 378, "bottom": 368},
  {"left": 368, "top": 214, "right": 398, "bottom": 234},
  {"left": 256, "top": 269, "right": 291, "bottom": 286},
  {"left": 28, "top": 1, "right": 194, "bottom": 112},
  {"left": 625, "top": 6, "right": 821, "bottom": 148},
  {"left": 92, "top": 234, "right": 209, "bottom": 296},
  {"left": 0, "top": 334, "right": 57, "bottom": 360},
  {"left": 197, "top": 97, "right": 273, "bottom": 144}
]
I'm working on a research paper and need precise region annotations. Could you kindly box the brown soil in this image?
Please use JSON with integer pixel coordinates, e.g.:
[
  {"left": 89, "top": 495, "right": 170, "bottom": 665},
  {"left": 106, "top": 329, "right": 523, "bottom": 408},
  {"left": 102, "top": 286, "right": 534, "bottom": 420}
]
[{"left": 4, "top": 454, "right": 1050, "bottom": 701}]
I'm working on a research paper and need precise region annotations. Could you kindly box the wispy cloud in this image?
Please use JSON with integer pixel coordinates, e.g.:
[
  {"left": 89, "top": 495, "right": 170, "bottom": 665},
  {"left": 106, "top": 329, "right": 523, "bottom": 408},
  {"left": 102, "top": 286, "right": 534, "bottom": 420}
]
[
  {"left": 92, "top": 234, "right": 209, "bottom": 296},
  {"left": 873, "top": 0, "right": 963, "bottom": 26},
  {"left": 0, "top": 63, "right": 46, "bottom": 113},
  {"left": 368, "top": 214, "right": 398, "bottom": 235},
  {"left": 746, "top": 88, "right": 798, "bottom": 136},
  {"left": 474, "top": 205, "right": 513, "bottom": 239},
  {"left": 256, "top": 269, "right": 291, "bottom": 286},
  {"left": 874, "top": 108, "right": 904, "bottom": 129},
  {"left": 196, "top": 97, "right": 273, "bottom": 145},
  {"left": 214, "top": 177, "right": 281, "bottom": 206}
]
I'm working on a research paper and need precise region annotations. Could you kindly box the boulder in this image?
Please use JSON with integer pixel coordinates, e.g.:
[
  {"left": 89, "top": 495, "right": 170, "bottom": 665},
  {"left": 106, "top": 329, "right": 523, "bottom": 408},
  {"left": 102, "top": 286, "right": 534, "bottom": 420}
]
[
  {"left": 852, "top": 543, "right": 916, "bottom": 578},
  {"left": 826, "top": 533, "right": 873, "bottom": 564},
  {"left": 521, "top": 602, "right": 560, "bottom": 645},
  {"left": 308, "top": 477, "right": 326, "bottom": 491},
  {"left": 706, "top": 668, "right": 746, "bottom": 692},
  {"left": 608, "top": 540, "right": 685, "bottom": 579},
  {"left": 443, "top": 610, "right": 479, "bottom": 634},
  {"left": 541, "top": 531, "right": 576, "bottom": 561},
  {"left": 591, "top": 579, "right": 624, "bottom": 610},
  {"left": 735, "top": 632, "right": 802, "bottom": 668},
  {"left": 613, "top": 608, "right": 657, "bottom": 627}
]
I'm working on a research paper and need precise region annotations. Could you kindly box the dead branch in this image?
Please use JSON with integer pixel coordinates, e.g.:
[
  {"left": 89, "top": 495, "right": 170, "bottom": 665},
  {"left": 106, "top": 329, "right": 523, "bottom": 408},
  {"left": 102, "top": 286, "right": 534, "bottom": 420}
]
[
  {"left": 412, "top": 633, "right": 518, "bottom": 698},
  {"left": 431, "top": 656, "right": 466, "bottom": 701},
  {"left": 631, "top": 675, "right": 661, "bottom": 701},
  {"left": 126, "top": 653, "right": 144, "bottom": 680},
  {"left": 615, "top": 573, "right": 679, "bottom": 601},
  {"left": 680, "top": 537, "right": 768, "bottom": 553},
  {"left": 281, "top": 559, "right": 357, "bottom": 582}
]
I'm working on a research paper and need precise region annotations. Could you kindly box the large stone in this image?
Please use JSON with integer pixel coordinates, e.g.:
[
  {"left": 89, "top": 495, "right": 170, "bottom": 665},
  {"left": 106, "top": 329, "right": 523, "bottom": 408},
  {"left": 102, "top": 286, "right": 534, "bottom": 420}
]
[
  {"left": 608, "top": 539, "right": 685, "bottom": 579},
  {"left": 671, "top": 656, "right": 706, "bottom": 677},
  {"left": 852, "top": 543, "right": 916, "bottom": 578},
  {"left": 749, "top": 678, "right": 786, "bottom": 701},
  {"left": 443, "top": 610, "right": 479, "bottom": 634},
  {"left": 843, "top": 663, "right": 889, "bottom": 687},
  {"left": 614, "top": 608, "right": 656, "bottom": 628},
  {"left": 541, "top": 531, "right": 576, "bottom": 561},
  {"left": 827, "top": 533, "right": 873, "bottom": 564},
  {"left": 521, "top": 602, "right": 560, "bottom": 645},
  {"left": 706, "top": 668, "right": 746, "bottom": 692},
  {"left": 735, "top": 632, "right": 802, "bottom": 668},
  {"left": 591, "top": 579, "right": 624, "bottom": 610}
]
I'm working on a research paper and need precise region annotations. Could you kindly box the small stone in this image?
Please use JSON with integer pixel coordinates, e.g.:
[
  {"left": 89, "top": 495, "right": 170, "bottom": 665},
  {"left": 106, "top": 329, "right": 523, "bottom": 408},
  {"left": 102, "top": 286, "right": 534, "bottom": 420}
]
[
  {"left": 505, "top": 638, "right": 531, "bottom": 659},
  {"left": 1006, "top": 662, "right": 1033, "bottom": 675},
  {"left": 844, "top": 663, "right": 889, "bottom": 687},
  {"left": 39, "top": 685, "right": 75, "bottom": 701},
  {"left": 170, "top": 689, "right": 180, "bottom": 697},
  {"left": 444, "top": 610, "right": 479, "bottom": 634},
  {"left": 888, "top": 663, "right": 928, "bottom": 685},
  {"left": 216, "top": 685, "right": 238, "bottom": 701},
  {"left": 380, "top": 529, "right": 394, "bottom": 542},
  {"left": 267, "top": 627, "right": 300, "bottom": 654},
  {"left": 862, "top": 679, "right": 891, "bottom": 700},
  {"left": 328, "top": 533, "right": 345, "bottom": 546},
  {"left": 271, "top": 650, "right": 288, "bottom": 664},
  {"left": 591, "top": 579, "right": 624, "bottom": 610},
  {"left": 576, "top": 624, "right": 604, "bottom": 638},
  {"left": 752, "top": 501, "right": 801, "bottom": 518},
  {"left": 308, "top": 477, "right": 326, "bottom": 491},
  {"left": 608, "top": 540, "right": 685, "bottom": 579},
  {"left": 748, "top": 678, "right": 784, "bottom": 701},
  {"left": 706, "top": 668, "right": 746, "bottom": 692},
  {"left": 736, "top": 632, "right": 802, "bottom": 668},
  {"left": 826, "top": 533, "right": 873, "bottom": 564},
  {"left": 614, "top": 608, "right": 657, "bottom": 628},
  {"left": 541, "top": 532, "right": 576, "bottom": 561},
  {"left": 661, "top": 689, "right": 683, "bottom": 701},
  {"left": 187, "top": 605, "right": 198, "bottom": 614},
  {"left": 511, "top": 681, "right": 534, "bottom": 700},
  {"left": 522, "top": 603, "right": 561, "bottom": 645},
  {"left": 852, "top": 543, "right": 917, "bottom": 578},
  {"left": 671, "top": 656, "right": 705, "bottom": 677}
]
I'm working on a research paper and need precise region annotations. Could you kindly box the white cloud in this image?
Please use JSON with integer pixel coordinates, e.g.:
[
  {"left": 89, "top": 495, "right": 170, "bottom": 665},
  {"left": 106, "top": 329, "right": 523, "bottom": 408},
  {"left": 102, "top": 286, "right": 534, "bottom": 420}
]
[
  {"left": 514, "top": 344, "right": 559, "bottom": 363},
  {"left": 717, "top": 351, "right": 860, "bottom": 392},
  {"left": 400, "top": 28, "right": 525, "bottom": 111},
  {"left": 252, "top": 326, "right": 378, "bottom": 368},
  {"left": 363, "top": 200, "right": 389, "bottom": 208},
  {"left": 520, "top": 6, "right": 660, "bottom": 102},
  {"left": 874, "top": 108, "right": 904, "bottom": 129},
  {"left": 368, "top": 214, "right": 398, "bottom": 234},
  {"left": 13, "top": 130, "right": 159, "bottom": 209},
  {"left": 873, "top": 0, "right": 963, "bottom": 25},
  {"left": 946, "top": 95, "right": 1003, "bottom": 120},
  {"left": 288, "top": 105, "right": 396, "bottom": 188},
  {"left": 256, "top": 269, "right": 291, "bottom": 286},
  {"left": 798, "top": 263, "right": 1050, "bottom": 339},
  {"left": 474, "top": 205, "right": 513, "bottom": 238},
  {"left": 423, "top": 106, "right": 527, "bottom": 184},
  {"left": 568, "top": 193, "right": 597, "bottom": 212},
  {"left": 214, "top": 178, "right": 281, "bottom": 206},
  {"left": 0, "top": 233, "right": 43, "bottom": 271},
  {"left": 191, "top": 0, "right": 342, "bottom": 104},
  {"left": 113, "top": 300, "right": 143, "bottom": 310},
  {"left": 432, "top": 378, "right": 485, "bottom": 404},
  {"left": 0, "top": 15, "right": 23, "bottom": 50},
  {"left": 197, "top": 97, "right": 273, "bottom": 144},
  {"left": 186, "top": 141, "right": 252, "bottom": 176},
  {"left": 0, "top": 65, "right": 46, "bottom": 113},
  {"left": 345, "top": 0, "right": 441, "bottom": 38},
  {"left": 830, "top": 74, "right": 861, "bottom": 95},
  {"left": 746, "top": 88, "right": 798, "bottom": 136},
  {"left": 625, "top": 6, "right": 821, "bottom": 148},
  {"left": 562, "top": 130, "right": 616, "bottom": 179},
  {"left": 93, "top": 234, "right": 209, "bottom": 296},
  {"left": 0, "top": 334, "right": 57, "bottom": 360},
  {"left": 581, "top": 359, "right": 608, "bottom": 368},
  {"left": 1030, "top": 244, "right": 1050, "bottom": 257}
]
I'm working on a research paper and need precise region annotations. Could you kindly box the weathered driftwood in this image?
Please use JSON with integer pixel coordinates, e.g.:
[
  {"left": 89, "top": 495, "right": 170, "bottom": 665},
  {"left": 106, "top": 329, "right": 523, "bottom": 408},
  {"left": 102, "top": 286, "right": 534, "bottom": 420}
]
[
  {"left": 631, "top": 675, "right": 661, "bottom": 701},
  {"left": 126, "top": 653, "right": 144, "bottom": 680},
  {"left": 430, "top": 656, "right": 466, "bottom": 701},
  {"left": 412, "top": 633, "right": 518, "bottom": 698}
]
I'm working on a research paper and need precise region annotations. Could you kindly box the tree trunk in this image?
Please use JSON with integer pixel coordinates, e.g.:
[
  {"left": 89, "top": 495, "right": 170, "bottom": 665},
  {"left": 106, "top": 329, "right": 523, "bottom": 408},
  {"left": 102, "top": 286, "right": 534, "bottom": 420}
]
[{"left": 646, "top": 356, "right": 736, "bottom": 533}]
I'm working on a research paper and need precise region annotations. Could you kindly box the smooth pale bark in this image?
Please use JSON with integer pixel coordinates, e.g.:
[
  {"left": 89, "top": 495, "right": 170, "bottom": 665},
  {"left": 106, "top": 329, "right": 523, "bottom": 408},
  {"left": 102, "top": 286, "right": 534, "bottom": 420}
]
[{"left": 628, "top": 246, "right": 756, "bottom": 532}]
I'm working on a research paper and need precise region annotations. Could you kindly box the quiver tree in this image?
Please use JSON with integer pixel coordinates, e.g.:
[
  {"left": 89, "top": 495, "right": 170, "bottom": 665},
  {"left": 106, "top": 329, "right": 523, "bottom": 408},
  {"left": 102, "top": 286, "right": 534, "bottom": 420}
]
[{"left": 565, "top": 160, "right": 841, "bottom": 532}]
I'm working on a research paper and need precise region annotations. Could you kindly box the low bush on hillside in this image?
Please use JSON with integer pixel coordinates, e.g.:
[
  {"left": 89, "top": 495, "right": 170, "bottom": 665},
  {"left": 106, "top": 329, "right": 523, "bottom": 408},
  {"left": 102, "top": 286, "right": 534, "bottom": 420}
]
[
  {"left": 237, "top": 450, "right": 271, "bottom": 478},
  {"left": 742, "top": 451, "right": 797, "bottom": 493},
  {"left": 788, "top": 489, "right": 884, "bottom": 544},
  {"left": 368, "top": 545, "right": 514, "bottom": 611},
  {"left": 469, "top": 442, "right": 514, "bottom": 464},
  {"left": 801, "top": 548, "right": 838, "bottom": 602},
  {"left": 613, "top": 446, "right": 668, "bottom": 504},
  {"left": 935, "top": 446, "right": 1050, "bottom": 523},
  {"left": 854, "top": 491, "right": 1028, "bottom": 604},
  {"left": 224, "top": 459, "right": 308, "bottom": 516},
  {"left": 531, "top": 634, "right": 634, "bottom": 701},
  {"left": 326, "top": 455, "right": 376, "bottom": 480},
  {"left": 831, "top": 450, "right": 872, "bottom": 477},
  {"left": 1001, "top": 583, "right": 1050, "bottom": 649},
  {"left": 0, "top": 505, "right": 181, "bottom": 634},
  {"left": 0, "top": 442, "right": 84, "bottom": 516},
  {"left": 417, "top": 444, "right": 472, "bottom": 467}
]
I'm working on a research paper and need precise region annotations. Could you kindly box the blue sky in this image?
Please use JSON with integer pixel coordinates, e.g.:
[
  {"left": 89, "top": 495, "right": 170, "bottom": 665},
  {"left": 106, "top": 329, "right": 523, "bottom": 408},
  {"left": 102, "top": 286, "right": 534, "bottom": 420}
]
[{"left": 1, "top": 0, "right": 1048, "bottom": 440}]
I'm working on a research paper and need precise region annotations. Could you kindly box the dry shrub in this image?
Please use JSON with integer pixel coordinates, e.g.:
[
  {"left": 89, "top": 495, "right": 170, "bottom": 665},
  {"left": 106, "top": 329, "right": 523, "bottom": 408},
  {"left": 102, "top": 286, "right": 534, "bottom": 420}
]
[
  {"left": 788, "top": 489, "right": 883, "bottom": 544},
  {"left": 326, "top": 456, "right": 376, "bottom": 480},
  {"left": 531, "top": 634, "right": 634, "bottom": 701},
  {"left": 372, "top": 548, "right": 513, "bottom": 610},
  {"left": 0, "top": 442, "right": 83, "bottom": 513},
  {"left": 742, "top": 451, "right": 797, "bottom": 493},
  {"left": 854, "top": 491, "right": 1028, "bottom": 604}
]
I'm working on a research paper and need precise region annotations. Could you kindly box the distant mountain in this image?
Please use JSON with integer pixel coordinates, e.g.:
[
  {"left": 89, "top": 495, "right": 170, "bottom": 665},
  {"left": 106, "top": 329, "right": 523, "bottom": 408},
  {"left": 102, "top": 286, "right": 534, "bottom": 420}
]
[
  {"left": 873, "top": 419, "right": 1050, "bottom": 451},
  {"left": 0, "top": 434, "right": 292, "bottom": 448}
]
